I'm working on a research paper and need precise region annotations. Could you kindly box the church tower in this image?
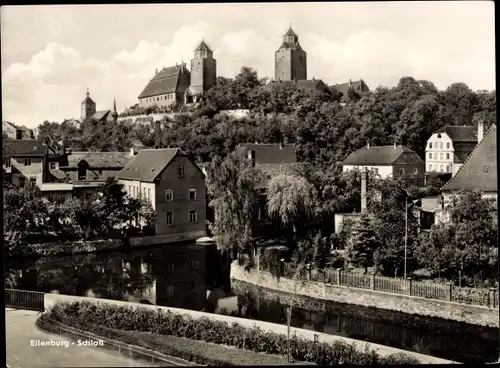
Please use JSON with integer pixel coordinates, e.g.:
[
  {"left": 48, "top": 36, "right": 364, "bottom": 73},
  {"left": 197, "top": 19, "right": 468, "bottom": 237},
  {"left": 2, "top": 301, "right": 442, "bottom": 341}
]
[
  {"left": 189, "top": 39, "right": 217, "bottom": 95},
  {"left": 81, "top": 89, "right": 96, "bottom": 122},
  {"left": 275, "top": 26, "right": 307, "bottom": 81}
]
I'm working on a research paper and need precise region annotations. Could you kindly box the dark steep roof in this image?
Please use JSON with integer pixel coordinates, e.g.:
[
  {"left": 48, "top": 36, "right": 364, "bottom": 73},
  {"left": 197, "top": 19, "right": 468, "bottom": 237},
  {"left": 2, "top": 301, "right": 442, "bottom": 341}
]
[
  {"left": 138, "top": 65, "right": 190, "bottom": 99},
  {"left": 452, "top": 141, "right": 477, "bottom": 163},
  {"left": 3, "top": 138, "right": 47, "bottom": 158},
  {"left": 195, "top": 40, "right": 212, "bottom": 52},
  {"left": 442, "top": 125, "right": 497, "bottom": 193},
  {"left": 59, "top": 152, "right": 132, "bottom": 169},
  {"left": 284, "top": 27, "right": 298, "bottom": 38},
  {"left": 333, "top": 80, "right": 369, "bottom": 102},
  {"left": 343, "top": 145, "right": 417, "bottom": 166},
  {"left": 116, "top": 148, "right": 186, "bottom": 182},
  {"left": 239, "top": 143, "right": 297, "bottom": 164},
  {"left": 436, "top": 126, "right": 477, "bottom": 142}
]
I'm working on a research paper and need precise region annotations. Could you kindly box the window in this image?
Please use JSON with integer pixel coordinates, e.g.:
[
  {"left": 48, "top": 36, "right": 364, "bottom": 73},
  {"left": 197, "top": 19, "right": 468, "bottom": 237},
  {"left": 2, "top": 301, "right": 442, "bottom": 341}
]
[
  {"left": 50, "top": 162, "right": 56, "bottom": 169},
  {"left": 19, "top": 177, "right": 25, "bottom": 188},
  {"left": 483, "top": 166, "right": 490, "bottom": 173},
  {"left": 440, "top": 142, "right": 443, "bottom": 149},
  {"left": 165, "top": 189, "right": 173, "bottom": 201},
  {"left": 128, "top": 185, "right": 131, "bottom": 194},
  {"left": 78, "top": 163, "right": 86, "bottom": 180},
  {"left": 440, "top": 153, "right": 443, "bottom": 160},
  {"left": 166, "top": 264, "right": 175, "bottom": 273},
  {"left": 429, "top": 153, "right": 432, "bottom": 159},
  {"left": 413, "top": 168, "right": 418, "bottom": 175},
  {"left": 189, "top": 210, "right": 198, "bottom": 224},
  {"left": 24, "top": 158, "right": 31, "bottom": 166},
  {"left": 437, "top": 134, "right": 441, "bottom": 138},
  {"left": 399, "top": 168, "right": 405, "bottom": 175},
  {"left": 440, "top": 165, "right": 444, "bottom": 172},
  {"left": 165, "top": 212, "right": 173, "bottom": 226},
  {"left": 143, "top": 188, "right": 146, "bottom": 198},
  {"left": 4, "top": 158, "right": 11, "bottom": 167},
  {"left": 147, "top": 188, "right": 151, "bottom": 201},
  {"left": 373, "top": 168, "right": 379, "bottom": 175},
  {"left": 429, "top": 164, "right": 433, "bottom": 171},
  {"left": 446, "top": 165, "right": 450, "bottom": 173},
  {"left": 166, "top": 285, "right": 175, "bottom": 297},
  {"left": 30, "top": 178, "right": 36, "bottom": 186},
  {"left": 429, "top": 143, "right": 433, "bottom": 149},
  {"left": 177, "top": 165, "right": 184, "bottom": 178},
  {"left": 191, "top": 260, "right": 200, "bottom": 269},
  {"left": 189, "top": 188, "right": 196, "bottom": 200},
  {"left": 446, "top": 153, "right": 450, "bottom": 160},
  {"left": 446, "top": 142, "right": 450, "bottom": 149}
]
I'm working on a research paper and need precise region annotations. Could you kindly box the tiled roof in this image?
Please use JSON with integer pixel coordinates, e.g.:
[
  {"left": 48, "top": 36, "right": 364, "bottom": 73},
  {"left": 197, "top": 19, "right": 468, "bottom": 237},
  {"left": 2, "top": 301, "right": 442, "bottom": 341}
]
[
  {"left": 238, "top": 143, "right": 297, "bottom": 164},
  {"left": 257, "top": 163, "right": 297, "bottom": 178},
  {"left": 91, "top": 110, "right": 111, "bottom": 122},
  {"left": 333, "top": 80, "right": 369, "bottom": 102},
  {"left": 343, "top": 145, "right": 417, "bottom": 166},
  {"left": 269, "top": 79, "right": 326, "bottom": 90},
  {"left": 195, "top": 40, "right": 212, "bottom": 52},
  {"left": 436, "top": 126, "right": 477, "bottom": 142},
  {"left": 442, "top": 125, "right": 497, "bottom": 192},
  {"left": 60, "top": 151, "right": 132, "bottom": 169},
  {"left": 116, "top": 148, "right": 186, "bottom": 182},
  {"left": 49, "top": 168, "right": 68, "bottom": 181},
  {"left": 138, "top": 65, "right": 190, "bottom": 99},
  {"left": 3, "top": 138, "right": 47, "bottom": 157}
]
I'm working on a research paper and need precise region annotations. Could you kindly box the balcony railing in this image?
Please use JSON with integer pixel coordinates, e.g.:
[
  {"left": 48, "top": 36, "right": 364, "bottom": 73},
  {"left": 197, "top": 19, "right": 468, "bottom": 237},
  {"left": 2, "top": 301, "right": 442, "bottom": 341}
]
[{"left": 5, "top": 288, "right": 45, "bottom": 312}]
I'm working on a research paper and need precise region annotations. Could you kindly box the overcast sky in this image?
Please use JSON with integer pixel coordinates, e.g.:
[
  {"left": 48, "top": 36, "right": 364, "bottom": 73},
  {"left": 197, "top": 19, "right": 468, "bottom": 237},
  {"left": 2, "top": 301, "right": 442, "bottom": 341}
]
[{"left": 1, "top": 2, "right": 495, "bottom": 128}]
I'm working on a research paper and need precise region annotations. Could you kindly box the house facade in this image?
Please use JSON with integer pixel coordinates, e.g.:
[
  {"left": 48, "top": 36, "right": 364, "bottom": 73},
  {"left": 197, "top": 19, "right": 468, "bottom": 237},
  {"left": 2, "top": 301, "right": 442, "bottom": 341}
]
[
  {"left": 116, "top": 148, "right": 207, "bottom": 245},
  {"left": 425, "top": 124, "right": 480, "bottom": 175},
  {"left": 80, "top": 89, "right": 119, "bottom": 124},
  {"left": 343, "top": 144, "right": 425, "bottom": 186},
  {"left": 441, "top": 124, "right": 497, "bottom": 205},
  {"left": 2, "top": 121, "right": 35, "bottom": 140},
  {"left": 3, "top": 139, "right": 47, "bottom": 188}
]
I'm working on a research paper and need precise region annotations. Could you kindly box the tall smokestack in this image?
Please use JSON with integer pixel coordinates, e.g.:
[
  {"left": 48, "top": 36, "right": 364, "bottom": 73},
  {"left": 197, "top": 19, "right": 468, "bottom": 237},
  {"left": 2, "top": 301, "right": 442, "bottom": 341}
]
[
  {"left": 154, "top": 121, "right": 161, "bottom": 149},
  {"left": 477, "top": 121, "right": 484, "bottom": 143},
  {"left": 361, "top": 170, "right": 367, "bottom": 214}
]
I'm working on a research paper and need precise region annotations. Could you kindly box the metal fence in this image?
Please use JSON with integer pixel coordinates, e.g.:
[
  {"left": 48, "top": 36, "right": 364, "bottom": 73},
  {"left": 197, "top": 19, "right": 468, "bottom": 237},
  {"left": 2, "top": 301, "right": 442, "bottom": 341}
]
[
  {"left": 5, "top": 288, "right": 45, "bottom": 312},
  {"left": 271, "top": 264, "right": 499, "bottom": 309}
]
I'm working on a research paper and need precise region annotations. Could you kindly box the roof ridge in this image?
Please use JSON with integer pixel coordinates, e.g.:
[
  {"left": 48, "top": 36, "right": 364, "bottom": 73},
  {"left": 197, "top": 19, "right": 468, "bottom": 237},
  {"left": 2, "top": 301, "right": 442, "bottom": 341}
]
[{"left": 441, "top": 124, "right": 496, "bottom": 191}]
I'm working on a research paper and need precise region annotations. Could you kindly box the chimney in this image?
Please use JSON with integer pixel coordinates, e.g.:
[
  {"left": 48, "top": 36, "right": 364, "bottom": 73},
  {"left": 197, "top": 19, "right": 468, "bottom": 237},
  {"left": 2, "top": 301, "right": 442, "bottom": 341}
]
[
  {"left": 367, "top": 142, "right": 370, "bottom": 149},
  {"left": 349, "top": 79, "right": 352, "bottom": 86},
  {"left": 129, "top": 146, "right": 135, "bottom": 157},
  {"left": 394, "top": 142, "right": 397, "bottom": 149},
  {"left": 477, "top": 121, "right": 484, "bottom": 143},
  {"left": 248, "top": 150, "right": 256, "bottom": 166},
  {"left": 154, "top": 121, "right": 161, "bottom": 149},
  {"left": 155, "top": 68, "right": 158, "bottom": 74},
  {"left": 361, "top": 170, "right": 367, "bottom": 214}
]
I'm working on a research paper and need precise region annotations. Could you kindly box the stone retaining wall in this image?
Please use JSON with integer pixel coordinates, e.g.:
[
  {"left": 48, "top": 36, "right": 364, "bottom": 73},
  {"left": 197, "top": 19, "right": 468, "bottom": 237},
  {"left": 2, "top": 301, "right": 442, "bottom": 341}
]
[
  {"left": 230, "top": 263, "right": 498, "bottom": 328},
  {"left": 43, "top": 293, "right": 454, "bottom": 364}
]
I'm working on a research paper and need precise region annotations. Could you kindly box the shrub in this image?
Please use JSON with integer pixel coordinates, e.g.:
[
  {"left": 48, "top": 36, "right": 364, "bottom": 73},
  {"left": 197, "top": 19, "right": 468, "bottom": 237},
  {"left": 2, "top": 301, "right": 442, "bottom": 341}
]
[{"left": 48, "top": 301, "right": 420, "bottom": 365}]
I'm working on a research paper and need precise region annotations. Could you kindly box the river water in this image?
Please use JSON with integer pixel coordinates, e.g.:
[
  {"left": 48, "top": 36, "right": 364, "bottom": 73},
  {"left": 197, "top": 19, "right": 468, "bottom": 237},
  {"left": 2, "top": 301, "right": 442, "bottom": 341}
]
[{"left": 5, "top": 243, "right": 498, "bottom": 364}]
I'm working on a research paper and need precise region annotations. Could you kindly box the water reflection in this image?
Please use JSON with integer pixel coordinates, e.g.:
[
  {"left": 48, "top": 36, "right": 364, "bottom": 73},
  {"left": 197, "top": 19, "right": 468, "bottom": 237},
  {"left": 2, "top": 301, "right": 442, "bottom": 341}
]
[
  {"left": 226, "top": 281, "right": 498, "bottom": 364},
  {"left": 7, "top": 242, "right": 218, "bottom": 311}
]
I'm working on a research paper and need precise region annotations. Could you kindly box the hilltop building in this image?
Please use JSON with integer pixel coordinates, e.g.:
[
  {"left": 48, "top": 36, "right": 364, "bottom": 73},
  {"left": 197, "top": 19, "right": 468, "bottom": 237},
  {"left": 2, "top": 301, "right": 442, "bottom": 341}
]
[
  {"left": 2, "top": 121, "right": 35, "bottom": 140},
  {"left": 333, "top": 79, "right": 370, "bottom": 104},
  {"left": 138, "top": 40, "right": 217, "bottom": 108},
  {"left": 275, "top": 26, "right": 307, "bottom": 81},
  {"left": 80, "top": 89, "right": 118, "bottom": 124}
]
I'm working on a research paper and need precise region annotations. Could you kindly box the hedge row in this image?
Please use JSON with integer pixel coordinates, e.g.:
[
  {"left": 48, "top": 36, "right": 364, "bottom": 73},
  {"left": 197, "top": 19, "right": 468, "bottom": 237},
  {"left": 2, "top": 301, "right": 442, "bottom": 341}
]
[
  {"left": 48, "top": 301, "right": 420, "bottom": 365},
  {"left": 37, "top": 314, "right": 299, "bottom": 366},
  {"left": 15, "top": 239, "right": 123, "bottom": 257}
]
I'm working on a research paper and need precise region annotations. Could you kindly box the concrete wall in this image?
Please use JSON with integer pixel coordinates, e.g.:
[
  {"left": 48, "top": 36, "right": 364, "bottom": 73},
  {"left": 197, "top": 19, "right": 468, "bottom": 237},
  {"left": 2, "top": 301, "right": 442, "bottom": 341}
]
[
  {"left": 43, "top": 293, "right": 453, "bottom": 364},
  {"left": 230, "top": 264, "right": 498, "bottom": 328}
]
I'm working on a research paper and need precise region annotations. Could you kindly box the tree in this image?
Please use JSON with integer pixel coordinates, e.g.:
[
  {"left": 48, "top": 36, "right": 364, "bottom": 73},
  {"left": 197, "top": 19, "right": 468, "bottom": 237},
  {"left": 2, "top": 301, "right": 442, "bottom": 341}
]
[
  {"left": 266, "top": 174, "right": 317, "bottom": 241},
  {"left": 345, "top": 215, "right": 378, "bottom": 273},
  {"left": 206, "top": 147, "right": 263, "bottom": 259}
]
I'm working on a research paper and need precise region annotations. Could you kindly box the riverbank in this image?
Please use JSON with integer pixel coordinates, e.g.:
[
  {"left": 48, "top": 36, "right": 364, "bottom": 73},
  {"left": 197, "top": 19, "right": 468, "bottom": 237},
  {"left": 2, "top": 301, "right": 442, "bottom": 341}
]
[
  {"left": 8, "top": 239, "right": 124, "bottom": 258},
  {"left": 42, "top": 293, "right": 454, "bottom": 363},
  {"left": 230, "top": 263, "right": 499, "bottom": 328}
]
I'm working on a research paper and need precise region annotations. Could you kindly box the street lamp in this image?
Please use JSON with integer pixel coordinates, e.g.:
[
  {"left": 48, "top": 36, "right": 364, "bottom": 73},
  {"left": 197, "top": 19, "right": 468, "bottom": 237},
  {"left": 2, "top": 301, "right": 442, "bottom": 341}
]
[{"left": 400, "top": 187, "right": 418, "bottom": 279}]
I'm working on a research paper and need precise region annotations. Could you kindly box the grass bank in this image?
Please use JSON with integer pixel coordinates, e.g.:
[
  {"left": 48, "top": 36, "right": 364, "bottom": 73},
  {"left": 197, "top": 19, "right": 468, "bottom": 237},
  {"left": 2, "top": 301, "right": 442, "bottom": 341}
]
[{"left": 45, "top": 301, "right": 420, "bottom": 365}]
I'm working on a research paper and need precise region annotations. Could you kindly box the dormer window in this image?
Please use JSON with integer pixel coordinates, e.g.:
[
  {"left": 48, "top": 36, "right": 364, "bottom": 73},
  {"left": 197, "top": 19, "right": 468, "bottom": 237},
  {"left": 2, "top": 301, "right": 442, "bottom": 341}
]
[
  {"left": 78, "top": 161, "right": 87, "bottom": 180},
  {"left": 429, "top": 143, "right": 433, "bottom": 149},
  {"left": 437, "top": 134, "right": 441, "bottom": 139}
]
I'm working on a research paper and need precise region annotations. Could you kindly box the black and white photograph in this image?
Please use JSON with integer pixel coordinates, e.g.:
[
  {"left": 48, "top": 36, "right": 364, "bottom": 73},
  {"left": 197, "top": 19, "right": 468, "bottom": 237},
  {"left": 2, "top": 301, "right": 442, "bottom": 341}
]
[{"left": 2, "top": 1, "right": 497, "bottom": 366}]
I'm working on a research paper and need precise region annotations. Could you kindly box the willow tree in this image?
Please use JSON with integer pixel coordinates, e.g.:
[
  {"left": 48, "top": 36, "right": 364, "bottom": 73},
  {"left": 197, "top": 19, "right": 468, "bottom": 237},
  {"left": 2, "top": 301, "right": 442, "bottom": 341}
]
[
  {"left": 206, "top": 147, "right": 263, "bottom": 259},
  {"left": 266, "top": 174, "right": 317, "bottom": 242}
]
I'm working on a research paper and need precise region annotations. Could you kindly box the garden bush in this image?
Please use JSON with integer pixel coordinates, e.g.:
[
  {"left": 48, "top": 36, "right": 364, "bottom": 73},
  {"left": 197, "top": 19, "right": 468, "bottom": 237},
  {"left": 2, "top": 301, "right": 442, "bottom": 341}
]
[
  {"left": 48, "top": 301, "right": 420, "bottom": 365},
  {"left": 18, "top": 239, "right": 123, "bottom": 257}
]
